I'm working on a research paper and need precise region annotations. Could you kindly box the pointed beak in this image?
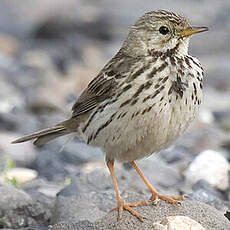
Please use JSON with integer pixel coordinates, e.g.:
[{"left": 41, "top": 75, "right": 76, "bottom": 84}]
[{"left": 178, "top": 26, "right": 208, "bottom": 38}]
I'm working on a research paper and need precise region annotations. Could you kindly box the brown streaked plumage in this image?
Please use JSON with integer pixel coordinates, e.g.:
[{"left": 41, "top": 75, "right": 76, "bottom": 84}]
[{"left": 12, "top": 10, "right": 208, "bottom": 221}]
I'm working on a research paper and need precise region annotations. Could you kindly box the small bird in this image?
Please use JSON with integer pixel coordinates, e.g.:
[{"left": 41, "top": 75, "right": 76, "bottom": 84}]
[{"left": 12, "top": 10, "right": 208, "bottom": 221}]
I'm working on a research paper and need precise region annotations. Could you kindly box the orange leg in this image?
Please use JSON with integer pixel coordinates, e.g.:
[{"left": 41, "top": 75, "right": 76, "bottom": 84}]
[
  {"left": 106, "top": 160, "right": 144, "bottom": 221},
  {"left": 130, "top": 161, "right": 184, "bottom": 205}
]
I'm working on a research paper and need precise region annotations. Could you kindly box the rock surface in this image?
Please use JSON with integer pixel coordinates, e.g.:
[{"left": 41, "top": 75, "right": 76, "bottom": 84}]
[
  {"left": 51, "top": 179, "right": 229, "bottom": 230},
  {"left": 49, "top": 221, "right": 97, "bottom": 230},
  {"left": 95, "top": 199, "right": 230, "bottom": 230},
  {"left": 53, "top": 195, "right": 106, "bottom": 223}
]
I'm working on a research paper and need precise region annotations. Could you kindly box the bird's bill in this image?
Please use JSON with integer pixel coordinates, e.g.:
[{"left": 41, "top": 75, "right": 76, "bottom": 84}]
[{"left": 178, "top": 27, "right": 208, "bottom": 38}]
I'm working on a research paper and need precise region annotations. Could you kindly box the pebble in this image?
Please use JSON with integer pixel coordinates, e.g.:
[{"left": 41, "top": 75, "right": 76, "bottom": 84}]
[
  {"left": 185, "top": 150, "right": 230, "bottom": 191},
  {"left": 0, "top": 33, "right": 19, "bottom": 56},
  {"left": 198, "top": 109, "right": 215, "bottom": 125},
  {"left": 6, "top": 167, "right": 37, "bottom": 184},
  {"left": 152, "top": 216, "right": 205, "bottom": 230}
]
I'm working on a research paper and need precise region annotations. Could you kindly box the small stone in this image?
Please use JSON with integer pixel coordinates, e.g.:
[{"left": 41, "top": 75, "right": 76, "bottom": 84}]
[
  {"left": 198, "top": 109, "right": 214, "bottom": 124},
  {"left": 0, "top": 33, "right": 19, "bottom": 56},
  {"left": 152, "top": 216, "right": 206, "bottom": 230},
  {"left": 185, "top": 150, "right": 230, "bottom": 191},
  {"left": 6, "top": 167, "right": 37, "bottom": 184}
]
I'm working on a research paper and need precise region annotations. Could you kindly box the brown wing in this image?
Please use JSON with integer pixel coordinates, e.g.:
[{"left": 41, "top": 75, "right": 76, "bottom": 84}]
[{"left": 71, "top": 73, "right": 117, "bottom": 118}]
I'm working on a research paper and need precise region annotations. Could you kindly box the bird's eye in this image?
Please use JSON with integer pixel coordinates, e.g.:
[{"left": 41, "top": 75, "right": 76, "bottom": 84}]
[{"left": 159, "top": 26, "right": 169, "bottom": 35}]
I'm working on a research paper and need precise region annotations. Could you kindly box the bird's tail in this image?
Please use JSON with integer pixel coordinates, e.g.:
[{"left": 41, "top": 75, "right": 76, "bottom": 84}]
[{"left": 12, "top": 122, "right": 71, "bottom": 146}]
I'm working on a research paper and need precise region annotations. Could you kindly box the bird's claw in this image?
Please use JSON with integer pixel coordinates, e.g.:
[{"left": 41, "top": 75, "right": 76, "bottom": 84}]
[
  {"left": 149, "top": 193, "right": 185, "bottom": 206},
  {"left": 112, "top": 199, "right": 144, "bottom": 222}
]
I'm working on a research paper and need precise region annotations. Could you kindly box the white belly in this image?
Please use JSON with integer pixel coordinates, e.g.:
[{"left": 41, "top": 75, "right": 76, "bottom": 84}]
[
  {"left": 84, "top": 80, "right": 201, "bottom": 162},
  {"left": 82, "top": 56, "right": 203, "bottom": 162}
]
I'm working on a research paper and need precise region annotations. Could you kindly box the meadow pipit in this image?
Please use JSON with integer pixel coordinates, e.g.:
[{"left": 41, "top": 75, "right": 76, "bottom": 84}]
[{"left": 13, "top": 10, "right": 208, "bottom": 221}]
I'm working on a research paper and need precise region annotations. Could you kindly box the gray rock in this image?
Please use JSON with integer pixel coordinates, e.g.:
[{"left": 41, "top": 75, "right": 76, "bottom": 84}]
[
  {"left": 31, "top": 147, "right": 70, "bottom": 181},
  {"left": 32, "top": 15, "right": 113, "bottom": 42},
  {"left": 205, "top": 60, "right": 230, "bottom": 92},
  {"left": 52, "top": 195, "right": 106, "bottom": 224},
  {"left": 160, "top": 146, "right": 188, "bottom": 164},
  {"left": 21, "top": 178, "right": 64, "bottom": 198},
  {"left": 128, "top": 158, "right": 182, "bottom": 194},
  {"left": 186, "top": 180, "right": 230, "bottom": 213},
  {"left": 96, "top": 199, "right": 230, "bottom": 230},
  {"left": 214, "top": 110, "right": 230, "bottom": 131},
  {"left": 176, "top": 126, "right": 226, "bottom": 155},
  {"left": 60, "top": 141, "right": 103, "bottom": 166},
  {"left": 79, "top": 169, "right": 114, "bottom": 193},
  {"left": 0, "top": 108, "right": 39, "bottom": 135},
  {"left": 192, "top": 180, "right": 226, "bottom": 201},
  {"left": 57, "top": 177, "right": 80, "bottom": 197},
  {"left": 25, "top": 190, "right": 54, "bottom": 214},
  {"left": 53, "top": 178, "right": 230, "bottom": 230},
  {"left": 188, "top": 192, "right": 230, "bottom": 214},
  {"left": 52, "top": 176, "right": 145, "bottom": 224},
  {"left": 0, "top": 185, "right": 51, "bottom": 228},
  {"left": 58, "top": 161, "right": 129, "bottom": 197},
  {"left": 80, "top": 190, "right": 145, "bottom": 214}
]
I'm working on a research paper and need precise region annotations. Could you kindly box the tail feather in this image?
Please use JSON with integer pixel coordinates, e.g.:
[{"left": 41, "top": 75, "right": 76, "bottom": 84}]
[
  {"left": 33, "top": 130, "right": 68, "bottom": 146},
  {"left": 12, "top": 125, "right": 69, "bottom": 146}
]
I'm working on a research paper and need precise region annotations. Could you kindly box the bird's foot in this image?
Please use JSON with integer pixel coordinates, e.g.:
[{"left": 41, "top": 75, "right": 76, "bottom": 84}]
[
  {"left": 149, "top": 193, "right": 185, "bottom": 205},
  {"left": 112, "top": 199, "right": 145, "bottom": 221}
]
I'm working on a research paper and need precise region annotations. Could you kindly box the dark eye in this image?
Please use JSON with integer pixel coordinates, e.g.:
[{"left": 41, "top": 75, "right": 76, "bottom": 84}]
[{"left": 159, "top": 26, "right": 169, "bottom": 35}]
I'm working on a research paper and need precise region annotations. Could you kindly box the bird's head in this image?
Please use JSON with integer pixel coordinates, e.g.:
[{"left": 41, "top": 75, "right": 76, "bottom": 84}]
[{"left": 122, "top": 10, "right": 208, "bottom": 57}]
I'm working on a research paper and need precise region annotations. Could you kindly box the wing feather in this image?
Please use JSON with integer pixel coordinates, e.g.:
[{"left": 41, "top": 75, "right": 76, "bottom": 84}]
[
  {"left": 71, "top": 73, "right": 117, "bottom": 118},
  {"left": 71, "top": 52, "right": 137, "bottom": 118}
]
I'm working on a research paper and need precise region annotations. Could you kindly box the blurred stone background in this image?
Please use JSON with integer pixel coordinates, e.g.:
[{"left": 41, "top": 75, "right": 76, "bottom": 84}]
[{"left": 0, "top": 0, "right": 229, "bottom": 229}]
